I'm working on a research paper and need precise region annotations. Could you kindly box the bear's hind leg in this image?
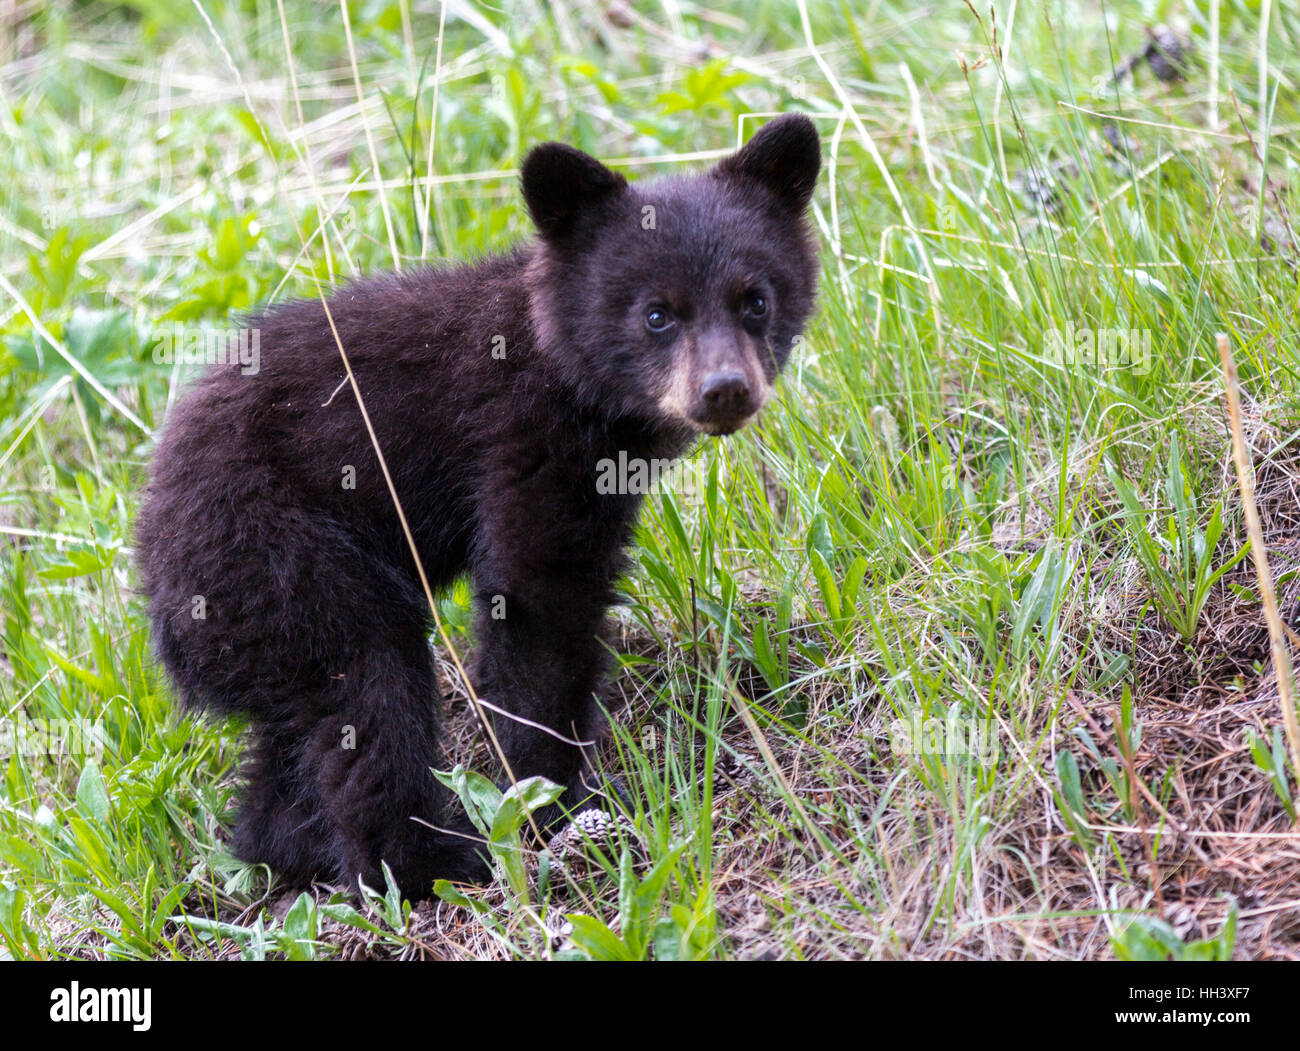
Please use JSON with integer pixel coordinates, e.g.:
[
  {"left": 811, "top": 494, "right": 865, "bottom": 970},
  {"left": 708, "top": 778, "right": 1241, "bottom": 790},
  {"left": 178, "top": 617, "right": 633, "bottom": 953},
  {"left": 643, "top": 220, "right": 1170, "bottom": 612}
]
[
  {"left": 308, "top": 633, "right": 489, "bottom": 895},
  {"left": 233, "top": 721, "right": 339, "bottom": 884}
]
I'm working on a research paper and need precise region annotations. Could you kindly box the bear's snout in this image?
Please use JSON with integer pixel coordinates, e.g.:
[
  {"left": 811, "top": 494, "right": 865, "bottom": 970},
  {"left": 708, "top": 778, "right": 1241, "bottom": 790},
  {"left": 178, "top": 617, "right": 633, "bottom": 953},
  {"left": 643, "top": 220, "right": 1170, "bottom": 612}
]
[{"left": 694, "top": 369, "right": 757, "bottom": 434}]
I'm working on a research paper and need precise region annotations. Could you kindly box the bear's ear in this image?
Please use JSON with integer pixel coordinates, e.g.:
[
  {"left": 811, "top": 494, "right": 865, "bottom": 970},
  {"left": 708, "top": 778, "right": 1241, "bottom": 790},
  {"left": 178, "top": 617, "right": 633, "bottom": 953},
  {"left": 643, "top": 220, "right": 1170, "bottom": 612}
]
[
  {"left": 521, "top": 142, "right": 627, "bottom": 240},
  {"left": 715, "top": 113, "right": 820, "bottom": 212}
]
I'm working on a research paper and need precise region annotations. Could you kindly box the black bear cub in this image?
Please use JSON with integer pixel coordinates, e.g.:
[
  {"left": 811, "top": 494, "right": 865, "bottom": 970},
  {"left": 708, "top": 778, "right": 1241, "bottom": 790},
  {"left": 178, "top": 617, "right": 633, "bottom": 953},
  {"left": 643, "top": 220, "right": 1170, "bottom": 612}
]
[{"left": 136, "top": 114, "right": 821, "bottom": 894}]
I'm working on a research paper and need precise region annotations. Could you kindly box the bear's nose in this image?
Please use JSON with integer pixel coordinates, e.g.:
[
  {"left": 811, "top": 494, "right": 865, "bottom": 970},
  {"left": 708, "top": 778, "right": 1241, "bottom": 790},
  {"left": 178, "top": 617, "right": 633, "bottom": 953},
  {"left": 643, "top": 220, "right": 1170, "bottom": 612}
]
[{"left": 699, "top": 370, "right": 750, "bottom": 413}]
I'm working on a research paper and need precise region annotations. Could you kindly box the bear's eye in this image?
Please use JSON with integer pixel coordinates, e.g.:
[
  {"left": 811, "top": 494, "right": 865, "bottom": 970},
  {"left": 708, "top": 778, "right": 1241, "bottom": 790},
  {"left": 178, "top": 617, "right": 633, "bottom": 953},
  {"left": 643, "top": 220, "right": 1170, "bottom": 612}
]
[
  {"left": 645, "top": 306, "right": 675, "bottom": 333},
  {"left": 743, "top": 291, "right": 768, "bottom": 319}
]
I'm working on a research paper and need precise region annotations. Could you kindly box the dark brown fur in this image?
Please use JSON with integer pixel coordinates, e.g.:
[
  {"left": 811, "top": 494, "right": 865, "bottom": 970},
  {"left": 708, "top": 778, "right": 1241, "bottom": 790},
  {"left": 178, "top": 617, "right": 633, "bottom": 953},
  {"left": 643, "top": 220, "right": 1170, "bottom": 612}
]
[{"left": 135, "top": 115, "right": 821, "bottom": 893}]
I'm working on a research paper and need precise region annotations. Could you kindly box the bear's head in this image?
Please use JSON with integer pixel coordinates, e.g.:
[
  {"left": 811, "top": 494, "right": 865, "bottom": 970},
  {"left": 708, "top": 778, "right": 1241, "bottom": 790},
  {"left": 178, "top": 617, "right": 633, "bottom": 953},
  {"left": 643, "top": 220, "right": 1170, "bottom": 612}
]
[{"left": 522, "top": 114, "right": 820, "bottom": 437}]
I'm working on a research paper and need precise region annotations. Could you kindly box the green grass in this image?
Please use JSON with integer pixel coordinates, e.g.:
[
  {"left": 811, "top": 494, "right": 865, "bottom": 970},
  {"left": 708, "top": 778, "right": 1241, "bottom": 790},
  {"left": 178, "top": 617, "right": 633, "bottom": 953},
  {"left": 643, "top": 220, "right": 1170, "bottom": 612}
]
[{"left": 2, "top": 0, "right": 1299, "bottom": 959}]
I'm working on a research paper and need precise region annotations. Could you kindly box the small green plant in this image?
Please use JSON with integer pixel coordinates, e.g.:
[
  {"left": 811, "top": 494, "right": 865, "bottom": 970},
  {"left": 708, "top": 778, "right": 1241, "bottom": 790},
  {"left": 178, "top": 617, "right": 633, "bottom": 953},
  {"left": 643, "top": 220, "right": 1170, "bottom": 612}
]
[
  {"left": 1074, "top": 685, "right": 1144, "bottom": 819},
  {"left": 6, "top": 307, "right": 142, "bottom": 428},
  {"left": 182, "top": 891, "right": 328, "bottom": 960},
  {"left": 1109, "top": 436, "right": 1248, "bottom": 642},
  {"left": 1246, "top": 726, "right": 1296, "bottom": 821},
  {"left": 654, "top": 58, "right": 752, "bottom": 118},
  {"left": 433, "top": 763, "right": 715, "bottom": 960},
  {"left": 1111, "top": 900, "right": 1238, "bottom": 961},
  {"left": 1054, "top": 748, "right": 1097, "bottom": 852},
  {"left": 952, "top": 542, "right": 1076, "bottom": 671},
  {"left": 0, "top": 883, "right": 46, "bottom": 960},
  {"left": 433, "top": 765, "right": 564, "bottom": 900},
  {"left": 806, "top": 513, "right": 868, "bottom": 650},
  {"left": 164, "top": 214, "right": 263, "bottom": 319},
  {"left": 564, "top": 843, "right": 716, "bottom": 961},
  {"left": 750, "top": 589, "right": 793, "bottom": 694}
]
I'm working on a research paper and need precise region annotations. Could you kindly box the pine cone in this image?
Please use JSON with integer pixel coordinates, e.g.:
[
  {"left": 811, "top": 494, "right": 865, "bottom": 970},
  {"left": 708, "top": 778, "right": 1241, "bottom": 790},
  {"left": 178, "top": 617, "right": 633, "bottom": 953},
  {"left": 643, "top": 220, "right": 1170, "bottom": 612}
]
[
  {"left": 1145, "top": 27, "right": 1190, "bottom": 83},
  {"left": 545, "top": 808, "right": 641, "bottom": 876}
]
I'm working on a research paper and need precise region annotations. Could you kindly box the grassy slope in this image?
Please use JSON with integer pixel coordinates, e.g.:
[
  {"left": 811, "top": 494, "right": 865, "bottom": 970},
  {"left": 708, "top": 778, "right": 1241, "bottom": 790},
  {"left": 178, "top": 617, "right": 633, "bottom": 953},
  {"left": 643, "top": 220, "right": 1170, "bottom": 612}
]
[{"left": 1, "top": 0, "right": 1298, "bottom": 959}]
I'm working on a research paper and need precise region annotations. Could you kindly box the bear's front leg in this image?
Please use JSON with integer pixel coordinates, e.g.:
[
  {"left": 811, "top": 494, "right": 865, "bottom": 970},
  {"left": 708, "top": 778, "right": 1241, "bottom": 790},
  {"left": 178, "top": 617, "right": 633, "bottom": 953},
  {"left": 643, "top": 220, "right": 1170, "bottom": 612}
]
[{"left": 469, "top": 560, "right": 622, "bottom": 828}]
